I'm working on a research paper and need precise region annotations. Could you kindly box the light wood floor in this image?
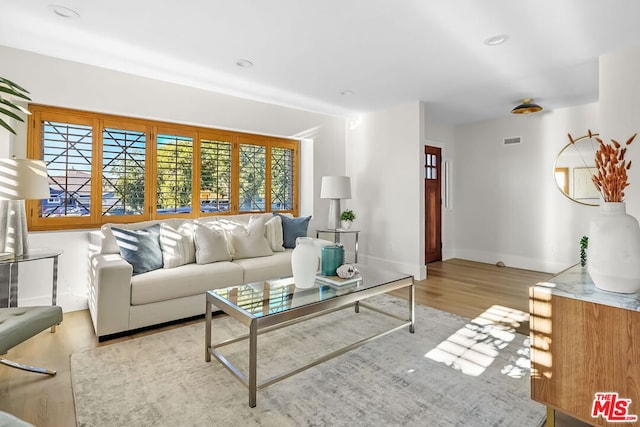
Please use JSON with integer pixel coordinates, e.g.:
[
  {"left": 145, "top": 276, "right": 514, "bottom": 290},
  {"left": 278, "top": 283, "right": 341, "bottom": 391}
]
[{"left": 0, "top": 259, "right": 590, "bottom": 426}]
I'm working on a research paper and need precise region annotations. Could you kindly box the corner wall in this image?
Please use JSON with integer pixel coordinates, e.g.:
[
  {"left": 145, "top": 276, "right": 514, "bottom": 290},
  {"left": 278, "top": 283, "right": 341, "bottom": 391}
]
[{"left": 345, "top": 101, "right": 427, "bottom": 279}]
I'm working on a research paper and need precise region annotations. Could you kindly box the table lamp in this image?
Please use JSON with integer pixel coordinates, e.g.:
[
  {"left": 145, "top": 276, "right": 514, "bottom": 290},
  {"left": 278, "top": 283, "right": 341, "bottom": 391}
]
[
  {"left": 320, "top": 176, "right": 351, "bottom": 230},
  {"left": 0, "top": 159, "right": 50, "bottom": 255}
]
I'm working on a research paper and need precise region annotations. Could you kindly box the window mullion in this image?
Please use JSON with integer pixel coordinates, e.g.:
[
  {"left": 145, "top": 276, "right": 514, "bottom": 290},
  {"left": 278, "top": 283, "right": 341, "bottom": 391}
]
[
  {"left": 92, "top": 118, "right": 103, "bottom": 224},
  {"left": 148, "top": 127, "right": 157, "bottom": 218},
  {"left": 231, "top": 139, "right": 240, "bottom": 213},
  {"left": 193, "top": 133, "right": 201, "bottom": 218},
  {"left": 265, "top": 144, "right": 272, "bottom": 213}
]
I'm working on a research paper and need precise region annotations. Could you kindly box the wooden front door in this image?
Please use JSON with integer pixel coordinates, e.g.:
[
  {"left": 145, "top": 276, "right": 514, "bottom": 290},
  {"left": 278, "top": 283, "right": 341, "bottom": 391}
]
[{"left": 425, "top": 145, "right": 442, "bottom": 263}]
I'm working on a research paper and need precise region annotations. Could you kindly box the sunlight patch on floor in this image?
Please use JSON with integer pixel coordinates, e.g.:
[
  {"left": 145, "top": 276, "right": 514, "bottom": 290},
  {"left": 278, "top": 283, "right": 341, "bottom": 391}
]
[{"left": 425, "top": 305, "right": 530, "bottom": 377}]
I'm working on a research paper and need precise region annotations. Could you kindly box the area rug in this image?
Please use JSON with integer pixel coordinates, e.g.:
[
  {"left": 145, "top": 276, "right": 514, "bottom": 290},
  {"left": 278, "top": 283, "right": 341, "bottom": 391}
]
[{"left": 71, "top": 295, "right": 545, "bottom": 427}]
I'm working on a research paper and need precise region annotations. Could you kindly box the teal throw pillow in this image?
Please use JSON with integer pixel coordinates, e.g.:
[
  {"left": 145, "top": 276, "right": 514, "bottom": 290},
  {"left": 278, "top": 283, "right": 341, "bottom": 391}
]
[
  {"left": 274, "top": 213, "right": 311, "bottom": 248},
  {"left": 111, "top": 224, "right": 163, "bottom": 275}
]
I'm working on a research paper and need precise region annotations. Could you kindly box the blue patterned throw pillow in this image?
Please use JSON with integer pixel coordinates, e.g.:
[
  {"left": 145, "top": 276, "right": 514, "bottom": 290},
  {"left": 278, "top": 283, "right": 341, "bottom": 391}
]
[
  {"left": 274, "top": 213, "right": 311, "bottom": 248},
  {"left": 111, "top": 224, "right": 163, "bottom": 275}
]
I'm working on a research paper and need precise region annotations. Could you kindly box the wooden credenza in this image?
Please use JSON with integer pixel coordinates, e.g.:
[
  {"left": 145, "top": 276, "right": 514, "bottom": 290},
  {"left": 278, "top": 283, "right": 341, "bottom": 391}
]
[{"left": 530, "top": 265, "right": 640, "bottom": 426}]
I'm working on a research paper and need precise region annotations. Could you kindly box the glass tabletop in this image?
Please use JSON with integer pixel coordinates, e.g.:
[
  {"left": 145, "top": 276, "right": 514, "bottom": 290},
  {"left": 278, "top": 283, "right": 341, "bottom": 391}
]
[
  {"left": 210, "top": 265, "right": 412, "bottom": 318},
  {"left": 0, "top": 249, "right": 63, "bottom": 265}
]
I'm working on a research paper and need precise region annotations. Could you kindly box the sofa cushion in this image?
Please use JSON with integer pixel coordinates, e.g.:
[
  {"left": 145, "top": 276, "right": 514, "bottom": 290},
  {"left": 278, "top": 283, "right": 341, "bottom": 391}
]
[
  {"left": 130, "top": 261, "right": 243, "bottom": 305},
  {"left": 274, "top": 213, "right": 311, "bottom": 248},
  {"left": 111, "top": 224, "right": 163, "bottom": 275},
  {"left": 263, "top": 214, "right": 285, "bottom": 252},
  {"left": 232, "top": 250, "right": 293, "bottom": 283},
  {"left": 160, "top": 223, "right": 196, "bottom": 268},
  {"left": 193, "top": 222, "right": 232, "bottom": 264},
  {"left": 100, "top": 219, "right": 187, "bottom": 254},
  {"left": 228, "top": 216, "right": 273, "bottom": 259}
]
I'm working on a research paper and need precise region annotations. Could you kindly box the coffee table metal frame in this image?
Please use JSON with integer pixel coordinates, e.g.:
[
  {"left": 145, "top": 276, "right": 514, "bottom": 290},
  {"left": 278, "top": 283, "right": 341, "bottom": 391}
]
[{"left": 205, "top": 275, "right": 414, "bottom": 408}]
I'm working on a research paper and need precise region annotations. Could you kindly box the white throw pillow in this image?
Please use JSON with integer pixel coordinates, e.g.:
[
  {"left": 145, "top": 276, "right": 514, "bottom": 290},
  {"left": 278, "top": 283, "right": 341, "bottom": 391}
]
[
  {"left": 193, "top": 222, "right": 232, "bottom": 264},
  {"left": 263, "top": 215, "right": 285, "bottom": 252},
  {"left": 229, "top": 216, "right": 274, "bottom": 259},
  {"left": 159, "top": 223, "right": 196, "bottom": 268}
]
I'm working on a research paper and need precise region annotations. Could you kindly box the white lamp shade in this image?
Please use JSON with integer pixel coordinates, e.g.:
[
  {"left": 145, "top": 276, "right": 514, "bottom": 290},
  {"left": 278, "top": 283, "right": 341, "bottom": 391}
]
[
  {"left": 0, "top": 159, "right": 50, "bottom": 200},
  {"left": 320, "top": 176, "right": 351, "bottom": 199}
]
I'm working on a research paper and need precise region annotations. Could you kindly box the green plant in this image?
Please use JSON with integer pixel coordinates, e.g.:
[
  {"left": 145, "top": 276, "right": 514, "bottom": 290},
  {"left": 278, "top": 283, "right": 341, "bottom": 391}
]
[
  {"left": 580, "top": 235, "right": 589, "bottom": 267},
  {"left": 340, "top": 209, "right": 355, "bottom": 221},
  {"left": 0, "top": 77, "right": 31, "bottom": 135}
]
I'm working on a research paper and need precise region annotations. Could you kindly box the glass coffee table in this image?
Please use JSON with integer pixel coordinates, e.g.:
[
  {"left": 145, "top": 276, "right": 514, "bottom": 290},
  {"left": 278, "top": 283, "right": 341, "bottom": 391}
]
[{"left": 205, "top": 265, "right": 414, "bottom": 407}]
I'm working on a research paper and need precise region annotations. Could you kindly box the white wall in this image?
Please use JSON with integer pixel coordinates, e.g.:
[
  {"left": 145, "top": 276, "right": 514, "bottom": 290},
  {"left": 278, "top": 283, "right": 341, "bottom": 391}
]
[
  {"left": 345, "top": 101, "right": 427, "bottom": 279},
  {"left": 452, "top": 103, "right": 600, "bottom": 273},
  {"left": 599, "top": 44, "right": 640, "bottom": 219},
  {"left": 0, "top": 45, "right": 346, "bottom": 312}
]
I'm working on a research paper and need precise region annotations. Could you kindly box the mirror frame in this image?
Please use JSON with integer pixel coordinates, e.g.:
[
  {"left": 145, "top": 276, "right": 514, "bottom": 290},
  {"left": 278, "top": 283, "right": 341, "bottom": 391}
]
[{"left": 554, "top": 133, "right": 600, "bottom": 206}]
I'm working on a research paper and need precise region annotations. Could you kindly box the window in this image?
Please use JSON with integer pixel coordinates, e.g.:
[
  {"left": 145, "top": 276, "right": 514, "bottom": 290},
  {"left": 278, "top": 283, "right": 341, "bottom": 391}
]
[
  {"left": 200, "top": 137, "right": 232, "bottom": 213},
  {"left": 41, "top": 120, "right": 93, "bottom": 218},
  {"left": 27, "top": 105, "right": 299, "bottom": 231},
  {"left": 271, "top": 146, "right": 295, "bottom": 211},
  {"left": 239, "top": 142, "right": 266, "bottom": 212},
  {"left": 102, "top": 124, "right": 146, "bottom": 217},
  {"left": 156, "top": 132, "right": 194, "bottom": 215}
]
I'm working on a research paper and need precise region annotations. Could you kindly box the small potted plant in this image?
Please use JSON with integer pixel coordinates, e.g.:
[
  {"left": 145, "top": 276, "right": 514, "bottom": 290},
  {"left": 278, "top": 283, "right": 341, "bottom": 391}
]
[
  {"left": 580, "top": 236, "right": 588, "bottom": 268},
  {"left": 340, "top": 209, "right": 355, "bottom": 229}
]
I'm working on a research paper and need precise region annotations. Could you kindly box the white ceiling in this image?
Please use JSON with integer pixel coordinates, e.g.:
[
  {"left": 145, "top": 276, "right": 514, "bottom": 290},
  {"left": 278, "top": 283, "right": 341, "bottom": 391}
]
[{"left": 2, "top": 0, "right": 640, "bottom": 124}]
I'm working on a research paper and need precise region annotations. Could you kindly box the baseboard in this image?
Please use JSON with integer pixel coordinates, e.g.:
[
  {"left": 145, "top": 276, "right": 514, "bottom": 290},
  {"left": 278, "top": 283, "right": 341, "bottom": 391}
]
[
  {"left": 358, "top": 254, "right": 427, "bottom": 280},
  {"left": 19, "top": 292, "right": 88, "bottom": 313},
  {"left": 451, "top": 249, "right": 569, "bottom": 274}
]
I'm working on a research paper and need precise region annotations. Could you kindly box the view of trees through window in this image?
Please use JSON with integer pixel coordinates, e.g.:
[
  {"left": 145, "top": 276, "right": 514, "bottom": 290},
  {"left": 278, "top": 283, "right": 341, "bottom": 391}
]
[
  {"left": 156, "top": 133, "right": 193, "bottom": 214},
  {"left": 200, "top": 138, "right": 231, "bottom": 213},
  {"left": 103, "top": 127, "right": 146, "bottom": 216},
  {"left": 27, "top": 105, "right": 299, "bottom": 231}
]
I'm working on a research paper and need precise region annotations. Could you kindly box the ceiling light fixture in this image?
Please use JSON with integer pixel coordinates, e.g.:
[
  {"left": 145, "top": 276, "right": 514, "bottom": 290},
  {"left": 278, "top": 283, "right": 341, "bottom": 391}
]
[
  {"left": 511, "top": 98, "right": 543, "bottom": 115},
  {"left": 48, "top": 4, "right": 80, "bottom": 19},
  {"left": 484, "top": 34, "right": 508, "bottom": 46},
  {"left": 236, "top": 59, "right": 254, "bottom": 68}
]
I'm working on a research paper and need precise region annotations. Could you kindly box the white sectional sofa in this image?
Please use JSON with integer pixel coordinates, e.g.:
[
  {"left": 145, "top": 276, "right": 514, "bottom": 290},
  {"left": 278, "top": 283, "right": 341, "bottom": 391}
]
[{"left": 88, "top": 212, "right": 311, "bottom": 340}]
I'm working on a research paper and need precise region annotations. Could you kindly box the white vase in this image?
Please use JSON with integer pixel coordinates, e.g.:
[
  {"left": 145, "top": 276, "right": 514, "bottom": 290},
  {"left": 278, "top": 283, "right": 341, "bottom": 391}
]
[
  {"left": 588, "top": 202, "right": 640, "bottom": 293},
  {"left": 340, "top": 220, "right": 352, "bottom": 230},
  {"left": 291, "top": 237, "right": 321, "bottom": 288}
]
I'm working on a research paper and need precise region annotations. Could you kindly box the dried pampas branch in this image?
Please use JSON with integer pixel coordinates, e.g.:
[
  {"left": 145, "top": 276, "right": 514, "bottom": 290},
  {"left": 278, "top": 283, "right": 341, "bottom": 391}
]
[{"left": 567, "top": 130, "right": 636, "bottom": 202}]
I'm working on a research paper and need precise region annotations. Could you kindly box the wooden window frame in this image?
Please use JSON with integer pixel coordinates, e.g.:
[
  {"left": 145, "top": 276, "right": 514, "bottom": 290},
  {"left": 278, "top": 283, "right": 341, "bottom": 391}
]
[{"left": 26, "top": 105, "right": 299, "bottom": 231}]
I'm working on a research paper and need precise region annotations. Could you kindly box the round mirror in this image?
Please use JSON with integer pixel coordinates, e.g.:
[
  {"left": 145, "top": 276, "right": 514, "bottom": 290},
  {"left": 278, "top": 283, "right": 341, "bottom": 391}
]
[{"left": 554, "top": 134, "right": 601, "bottom": 206}]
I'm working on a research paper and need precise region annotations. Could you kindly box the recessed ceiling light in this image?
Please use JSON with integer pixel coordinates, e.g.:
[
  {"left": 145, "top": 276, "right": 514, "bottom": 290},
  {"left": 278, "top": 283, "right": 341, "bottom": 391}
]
[
  {"left": 340, "top": 90, "right": 354, "bottom": 96},
  {"left": 236, "top": 59, "right": 254, "bottom": 68},
  {"left": 484, "top": 34, "right": 508, "bottom": 46},
  {"left": 48, "top": 4, "right": 80, "bottom": 19}
]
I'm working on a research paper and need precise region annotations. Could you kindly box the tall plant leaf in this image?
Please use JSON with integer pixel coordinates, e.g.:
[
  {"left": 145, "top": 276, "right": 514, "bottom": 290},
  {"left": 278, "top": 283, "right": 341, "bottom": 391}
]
[
  {"left": 0, "top": 77, "right": 30, "bottom": 93},
  {"left": 0, "top": 76, "right": 31, "bottom": 135},
  {"left": 0, "top": 117, "right": 16, "bottom": 135},
  {"left": 0, "top": 106, "right": 24, "bottom": 122},
  {"left": 0, "top": 98, "right": 30, "bottom": 115}
]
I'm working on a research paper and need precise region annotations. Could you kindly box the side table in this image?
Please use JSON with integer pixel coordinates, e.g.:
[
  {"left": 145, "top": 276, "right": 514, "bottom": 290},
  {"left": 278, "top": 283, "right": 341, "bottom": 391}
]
[
  {"left": 0, "top": 249, "right": 63, "bottom": 308},
  {"left": 315, "top": 229, "right": 359, "bottom": 263}
]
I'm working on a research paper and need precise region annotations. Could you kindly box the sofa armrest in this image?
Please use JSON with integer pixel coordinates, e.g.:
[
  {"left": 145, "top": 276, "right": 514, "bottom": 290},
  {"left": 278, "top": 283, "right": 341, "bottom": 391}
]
[{"left": 88, "top": 253, "right": 133, "bottom": 338}]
